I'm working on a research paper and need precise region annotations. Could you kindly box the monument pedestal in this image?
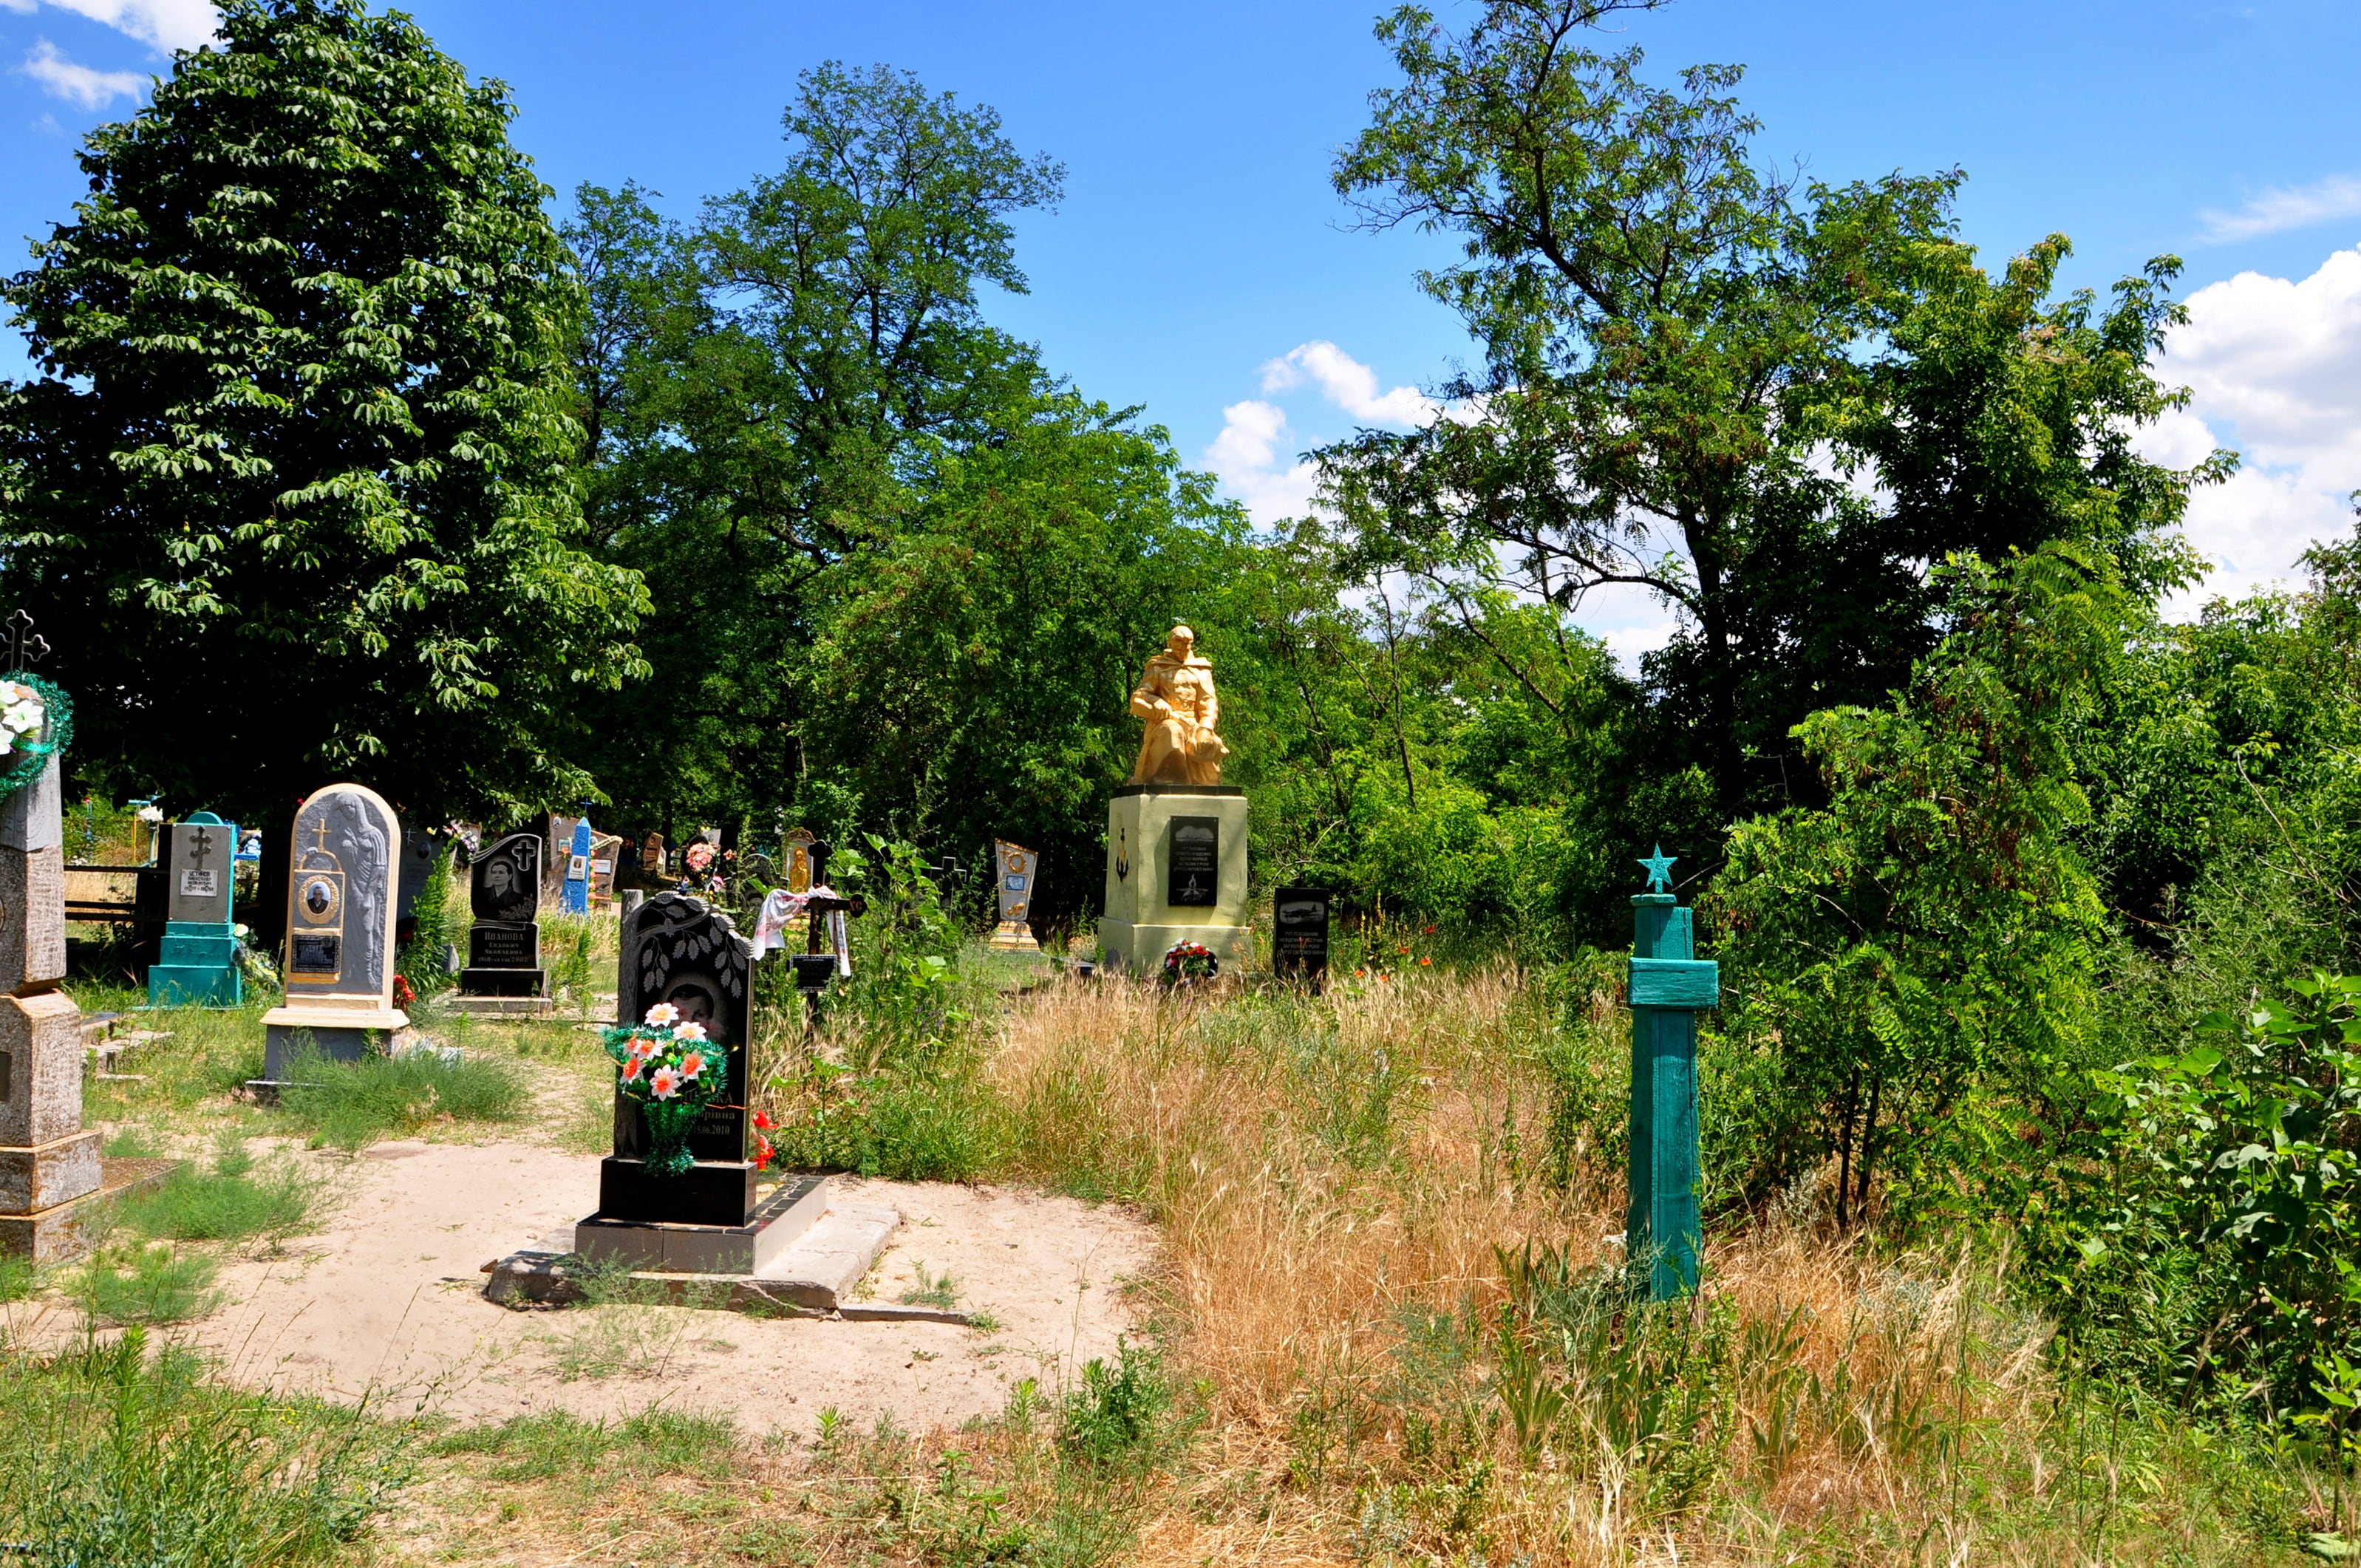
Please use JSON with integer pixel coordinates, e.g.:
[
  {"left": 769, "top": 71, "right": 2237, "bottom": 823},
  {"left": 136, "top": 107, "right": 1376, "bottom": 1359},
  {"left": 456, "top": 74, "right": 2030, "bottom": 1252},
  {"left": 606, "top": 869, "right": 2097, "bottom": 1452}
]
[
  {"left": 576, "top": 1170, "right": 831, "bottom": 1275},
  {"left": 1097, "top": 784, "right": 1252, "bottom": 972},
  {"left": 256, "top": 1003, "right": 409, "bottom": 1084},
  {"left": 149, "top": 920, "right": 243, "bottom": 1006}
]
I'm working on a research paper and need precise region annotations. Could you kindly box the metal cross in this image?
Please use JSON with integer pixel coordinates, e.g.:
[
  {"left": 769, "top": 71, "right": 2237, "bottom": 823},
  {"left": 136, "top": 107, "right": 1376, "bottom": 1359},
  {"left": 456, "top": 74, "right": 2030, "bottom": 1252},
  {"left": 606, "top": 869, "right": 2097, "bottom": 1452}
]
[
  {"left": 2, "top": 610, "right": 48, "bottom": 672},
  {"left": 188, "top": 827, "right": 217, "bottom": 866}
]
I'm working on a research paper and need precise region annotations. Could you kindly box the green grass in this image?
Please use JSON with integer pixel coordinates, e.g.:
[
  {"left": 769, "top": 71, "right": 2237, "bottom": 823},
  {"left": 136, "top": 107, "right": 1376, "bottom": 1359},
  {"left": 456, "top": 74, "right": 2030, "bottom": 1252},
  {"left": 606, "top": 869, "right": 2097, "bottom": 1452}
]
[
  {"left": 0, "top": 1250, "right": 39, "bottom": 1303},
  {"left": 427, "top": 1405, "right": 737, "bottom": 1482},
  {"left": 118, "top": 1142, "right": 324, "bottom": 1248},
  {"left": 276, "top": 1043, "right": 527, "bottom": 1151},
  {"left": 0, "top": 1329, "right": 417, "bottom": 1567},
  {"left": 70, "top": 1241, "right": 221, "bottom": 1326}
]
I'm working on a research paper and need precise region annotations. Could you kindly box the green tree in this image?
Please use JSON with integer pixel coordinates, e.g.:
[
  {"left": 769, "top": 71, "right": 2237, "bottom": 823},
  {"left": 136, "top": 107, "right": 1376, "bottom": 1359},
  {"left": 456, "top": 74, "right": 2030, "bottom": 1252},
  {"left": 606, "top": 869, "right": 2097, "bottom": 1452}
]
[
  {"left": 1321, "top": 0, "right": 2211, "bottom": 819},
  {"left": 1708, "top": 545, "right": 2123, "bottom": 1225},
  {"left": 565, "top": 63, "right": 1066, "bottom": 835},
  {"left": 0, "top": 0, "right": 644, "bottom": 828}
]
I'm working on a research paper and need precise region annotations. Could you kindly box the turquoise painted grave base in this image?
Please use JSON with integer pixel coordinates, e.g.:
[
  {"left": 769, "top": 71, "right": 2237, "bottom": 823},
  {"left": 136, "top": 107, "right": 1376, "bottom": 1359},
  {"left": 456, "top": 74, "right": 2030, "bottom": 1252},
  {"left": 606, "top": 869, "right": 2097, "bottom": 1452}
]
[{"left": 149, "top": 919, "right": 243, "bottom": 1008}]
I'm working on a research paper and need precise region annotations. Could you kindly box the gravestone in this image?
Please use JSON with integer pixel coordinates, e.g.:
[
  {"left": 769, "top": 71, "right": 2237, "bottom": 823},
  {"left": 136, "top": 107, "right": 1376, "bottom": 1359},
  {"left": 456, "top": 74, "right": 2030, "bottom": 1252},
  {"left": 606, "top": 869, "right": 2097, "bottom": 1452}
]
[
  {"left": 1273, "top": 887, "right": 1334, "bottom": 992},
  {"left": 458, "top": 831, "right": 545, "bottom": 1000},
  {"left": 147, "top": 811, "right": 242, "bottom": 1006},
  {"left": 256, "top": 783, "right": 407, "bottom": 1085},
  {"left": 987, "top": 839, "right": 1041, "bottom": 952},
  {"left": 598, "top": 893, "right": 754, "bottom": 1226},
  {"left": 394, "top": 828, "right": 439, "bottom": 946},
  {"left": 1, "top": 644, "right": 173, "bottom": 1261},
  {"left": 562, "top": 812, "right": 593, "bottom": 915}
]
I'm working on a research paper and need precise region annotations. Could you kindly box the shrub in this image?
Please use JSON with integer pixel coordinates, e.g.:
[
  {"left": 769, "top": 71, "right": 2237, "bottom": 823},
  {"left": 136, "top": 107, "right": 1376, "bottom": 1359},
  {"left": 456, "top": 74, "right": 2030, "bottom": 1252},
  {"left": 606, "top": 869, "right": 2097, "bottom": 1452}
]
[{"left": 72, "top": 1242, "right": 219, "bottom": 1326}]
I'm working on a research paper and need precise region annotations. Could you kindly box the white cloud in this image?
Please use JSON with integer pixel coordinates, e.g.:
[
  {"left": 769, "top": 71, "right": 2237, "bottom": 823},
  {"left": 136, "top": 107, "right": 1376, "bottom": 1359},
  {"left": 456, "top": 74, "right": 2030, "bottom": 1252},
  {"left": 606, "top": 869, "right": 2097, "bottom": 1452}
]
[
  {"left": 1204, "top": 399, "right": 1319, "bottom": 523},
  {"left": 2146, "top": 245, "right": 2361, "bottom": 611},
  {"left": 29, "top": 0, "right": 215, "bottom": 50},
  {"left": 19, "top": 38, "right": 143, "bottom": 106},
  {"left": 2198, "top": 175, "right": 2361, "bottom": 245},
  {"left": 1260, "top": 341, "right": 1439, "bottom": 427}
]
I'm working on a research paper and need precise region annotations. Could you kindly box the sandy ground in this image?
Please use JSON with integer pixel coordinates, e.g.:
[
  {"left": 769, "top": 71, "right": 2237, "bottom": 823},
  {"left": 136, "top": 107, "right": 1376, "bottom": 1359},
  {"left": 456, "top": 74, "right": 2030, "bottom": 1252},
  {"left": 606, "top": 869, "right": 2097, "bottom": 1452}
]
[{"left": 14, "top": 1142, "right": 1157, "bottom": 1440}]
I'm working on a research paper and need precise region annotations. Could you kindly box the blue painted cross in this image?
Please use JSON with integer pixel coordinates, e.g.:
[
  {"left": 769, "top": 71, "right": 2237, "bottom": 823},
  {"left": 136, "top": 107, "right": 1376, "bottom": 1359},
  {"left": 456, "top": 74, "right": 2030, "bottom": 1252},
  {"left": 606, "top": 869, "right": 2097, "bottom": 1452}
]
[
  {"left": 1627, "top": 844, "right": 1718, "bottom": 1300},
  {"left": 562, "top": 811, "right": 593, "bottom": 916}
]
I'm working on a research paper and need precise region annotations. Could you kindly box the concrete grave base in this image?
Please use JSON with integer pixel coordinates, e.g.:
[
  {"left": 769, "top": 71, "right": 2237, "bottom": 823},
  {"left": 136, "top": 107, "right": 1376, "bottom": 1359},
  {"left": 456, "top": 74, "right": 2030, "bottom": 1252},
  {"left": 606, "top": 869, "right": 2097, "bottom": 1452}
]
[
  {"left": 576, "top": 1170, "right": 831, "bottom": 1275},
  {"left": 446, "top": 994, "right": 555, "bottom": 1017},
  {"left": 0, "top": 1157, "right": 178, "bottom": 1264},
  {"left": 1097, "top": 918, "right": 1253, "bottom": 974},
  {"left": 0, "top": 1128, "right": 101, "bottom": 1214},
  {"left": 254, "top": 1005, "right": 409, "bottom": 1091},
  {"left": 489, "top": 1184, "right": 904, "bottom": 1317}
]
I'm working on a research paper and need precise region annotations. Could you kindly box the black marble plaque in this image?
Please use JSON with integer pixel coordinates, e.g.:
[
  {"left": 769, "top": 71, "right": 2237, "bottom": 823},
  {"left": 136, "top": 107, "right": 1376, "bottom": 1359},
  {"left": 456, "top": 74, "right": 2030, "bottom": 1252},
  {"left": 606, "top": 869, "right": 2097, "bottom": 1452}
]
[
  {"left": 1274, "top": 887, "right": 1332, "bottom": 980},
  {"left": 1166, "top": 817, "right": 1219, "bottom": 907},
  {"left": 468, "top": 921, "right": 539, "bottom": 969},
  {"left": 291, "top": 933, "right": 340, "bottom": 974},
  {"left": 469, "top": 832, "right": 542, "bottom": 924},
  {"left": 611, "top": 893, "right": 754, "bottom": 1169}
]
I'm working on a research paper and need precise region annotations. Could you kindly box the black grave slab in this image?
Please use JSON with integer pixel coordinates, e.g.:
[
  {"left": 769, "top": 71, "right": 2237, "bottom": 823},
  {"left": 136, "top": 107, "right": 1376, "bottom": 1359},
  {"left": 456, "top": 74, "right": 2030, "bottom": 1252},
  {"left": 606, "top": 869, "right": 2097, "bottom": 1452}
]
[
  {"left": 468, "top": 833, "right": 542, "bottom": 924},
  {"left": 1274, "top": 887, "right": 1334, "bottom": 982},
  {"left": 468, "top": 921, "right": 540, "bottom": 969}
]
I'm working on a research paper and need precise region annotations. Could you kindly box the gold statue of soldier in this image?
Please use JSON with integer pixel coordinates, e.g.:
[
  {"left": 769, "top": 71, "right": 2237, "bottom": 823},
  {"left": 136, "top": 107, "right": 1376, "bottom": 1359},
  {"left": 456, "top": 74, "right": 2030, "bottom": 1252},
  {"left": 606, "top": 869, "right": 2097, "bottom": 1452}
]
[{"left": 1127, "top": 624, "right": 1228, "bottom": 786}]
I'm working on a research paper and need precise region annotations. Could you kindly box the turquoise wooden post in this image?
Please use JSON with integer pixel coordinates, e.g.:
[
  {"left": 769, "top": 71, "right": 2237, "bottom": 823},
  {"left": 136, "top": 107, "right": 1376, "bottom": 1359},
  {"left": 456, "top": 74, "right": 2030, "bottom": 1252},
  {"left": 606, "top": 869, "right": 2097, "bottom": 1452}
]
[{"left": 1626, "top": 845, "right": 1719, "bottom": 1300}]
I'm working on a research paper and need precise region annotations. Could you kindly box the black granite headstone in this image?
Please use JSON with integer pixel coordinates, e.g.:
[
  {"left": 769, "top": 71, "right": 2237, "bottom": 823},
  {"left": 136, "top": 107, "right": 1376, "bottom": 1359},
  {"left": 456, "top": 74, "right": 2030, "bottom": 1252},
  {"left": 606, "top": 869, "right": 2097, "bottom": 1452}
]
[
  {"left": 460, "top": 832, "right": 545, "bottom": 997},
  {"left": 1167, "top": 817, "right": 1219, "bottom": 907},
  {"left": 609, "top": 893, "right": 754, "bottom": 1193},
  {"left": 1274, "top": 887, "right": 1334, "bottom": 989}
]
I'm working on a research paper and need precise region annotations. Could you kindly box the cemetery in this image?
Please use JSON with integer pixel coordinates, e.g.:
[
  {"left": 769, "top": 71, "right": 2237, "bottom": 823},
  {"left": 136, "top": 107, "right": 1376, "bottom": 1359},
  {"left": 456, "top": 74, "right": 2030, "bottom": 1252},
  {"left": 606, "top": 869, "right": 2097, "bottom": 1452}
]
[{"left": 1, "top": 1, "right": 2359, "bottom": 1565}]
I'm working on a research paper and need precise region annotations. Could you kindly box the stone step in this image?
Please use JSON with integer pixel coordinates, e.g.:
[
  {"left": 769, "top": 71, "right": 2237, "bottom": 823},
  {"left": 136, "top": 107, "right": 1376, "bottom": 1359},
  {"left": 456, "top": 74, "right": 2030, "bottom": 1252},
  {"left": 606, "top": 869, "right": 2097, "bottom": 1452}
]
[{"left": 483, "top": 1198, "right": 907, "bottom": 1318}]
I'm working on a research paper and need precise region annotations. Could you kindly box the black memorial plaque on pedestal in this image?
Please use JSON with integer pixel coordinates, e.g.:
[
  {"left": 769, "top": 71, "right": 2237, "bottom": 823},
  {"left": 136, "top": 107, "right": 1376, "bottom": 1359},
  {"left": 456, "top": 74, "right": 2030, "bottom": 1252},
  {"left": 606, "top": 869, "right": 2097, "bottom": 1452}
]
[
  {"left": 468, "top": 921, "right": 539, "bottom": 968},
  {"left": 1167, "top": 817, "right": 1219, "bottom": 908},
  {"left": 1274, "top": 887, "right": 1334, "bottom": 987}
]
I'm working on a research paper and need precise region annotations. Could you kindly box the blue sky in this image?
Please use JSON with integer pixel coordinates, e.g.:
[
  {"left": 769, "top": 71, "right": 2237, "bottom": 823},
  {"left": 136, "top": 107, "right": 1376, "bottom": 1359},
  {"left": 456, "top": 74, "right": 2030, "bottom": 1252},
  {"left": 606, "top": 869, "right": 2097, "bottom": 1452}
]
[{"left": 5, "top": 0, "right": 2360, "bottom": 657}]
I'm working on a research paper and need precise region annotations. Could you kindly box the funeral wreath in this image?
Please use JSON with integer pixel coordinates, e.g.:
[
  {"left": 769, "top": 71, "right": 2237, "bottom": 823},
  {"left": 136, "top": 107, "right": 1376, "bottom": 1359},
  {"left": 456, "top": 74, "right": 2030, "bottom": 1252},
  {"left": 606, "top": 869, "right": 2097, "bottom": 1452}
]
[{"left": 1162, "top": 940, "right": 1219, "bottom": 985}]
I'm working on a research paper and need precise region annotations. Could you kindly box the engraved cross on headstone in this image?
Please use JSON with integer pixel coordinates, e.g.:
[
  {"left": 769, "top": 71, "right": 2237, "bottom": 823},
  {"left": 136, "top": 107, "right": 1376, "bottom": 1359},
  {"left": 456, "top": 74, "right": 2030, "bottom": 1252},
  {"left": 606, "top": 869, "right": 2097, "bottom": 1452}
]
[
  {"left": 2, "top": 608, "right": 49, "bottom": 673},
  {"left": 186, "top": 827, "right": 218, "bottom": 869}
]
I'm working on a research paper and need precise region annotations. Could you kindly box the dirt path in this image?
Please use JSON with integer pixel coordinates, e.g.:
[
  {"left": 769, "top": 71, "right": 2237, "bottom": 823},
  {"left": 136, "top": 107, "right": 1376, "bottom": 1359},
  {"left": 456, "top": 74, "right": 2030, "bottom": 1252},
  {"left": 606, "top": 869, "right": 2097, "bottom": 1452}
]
[{"left": 28, "top": 1143, "right": 1157, "bottom": 1439}]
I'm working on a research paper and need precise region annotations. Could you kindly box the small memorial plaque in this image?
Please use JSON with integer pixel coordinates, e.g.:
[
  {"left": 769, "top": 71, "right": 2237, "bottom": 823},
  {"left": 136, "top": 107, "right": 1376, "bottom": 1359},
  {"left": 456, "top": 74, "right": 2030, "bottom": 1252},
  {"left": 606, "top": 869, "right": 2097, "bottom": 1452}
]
[
  {"left": 469, "top": 921, "right": 539, "bottom": 969},
  {"left": 1167, "top": 817, "right": 1219, "bottom": 908},
  {"left": 291, "top": 933, "right": 340, "bottom": 974},
  {"left": 1274, "top": 887, "right": 1332, "bottom": 981},
  {"left": 180, "top": 868, "right": 219, "bottom": 898}
]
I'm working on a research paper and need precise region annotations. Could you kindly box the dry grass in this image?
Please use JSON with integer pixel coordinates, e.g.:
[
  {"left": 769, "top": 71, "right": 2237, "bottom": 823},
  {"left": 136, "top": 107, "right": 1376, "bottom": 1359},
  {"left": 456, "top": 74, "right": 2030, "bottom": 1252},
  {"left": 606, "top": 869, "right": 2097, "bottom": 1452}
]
[{"left": 973, "top": 967, "right": 2291, "bottom": 1567}]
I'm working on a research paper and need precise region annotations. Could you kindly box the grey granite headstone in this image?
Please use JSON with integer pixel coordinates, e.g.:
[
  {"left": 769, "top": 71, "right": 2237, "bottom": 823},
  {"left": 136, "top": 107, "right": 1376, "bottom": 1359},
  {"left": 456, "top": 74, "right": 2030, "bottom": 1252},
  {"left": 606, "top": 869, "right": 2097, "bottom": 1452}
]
[
  {"left": 163, "top": 817, "right": 234, "bottom": 924},
  {"left": 258, "top": 783, "right": 406, "bottom": 1082}
]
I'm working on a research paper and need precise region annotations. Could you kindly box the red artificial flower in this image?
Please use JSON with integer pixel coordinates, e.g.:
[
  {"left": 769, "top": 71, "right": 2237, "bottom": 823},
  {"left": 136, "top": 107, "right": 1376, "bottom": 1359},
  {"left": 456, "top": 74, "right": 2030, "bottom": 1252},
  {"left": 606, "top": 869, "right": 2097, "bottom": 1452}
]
[
  {"left": 755, "top": 1134, "right": 775, "bottom": 1168},
  {"left": 392, "top": 975, "right": 416, "bottom": 1006},
  {"left": 753, "top": 1111, "right": 775, "bottom": 1131}
]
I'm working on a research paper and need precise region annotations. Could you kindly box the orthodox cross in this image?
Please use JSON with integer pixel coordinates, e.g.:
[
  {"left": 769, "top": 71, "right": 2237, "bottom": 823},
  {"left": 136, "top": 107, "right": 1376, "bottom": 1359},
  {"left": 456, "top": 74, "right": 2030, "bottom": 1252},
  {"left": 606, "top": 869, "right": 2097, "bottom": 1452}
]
[
  {"left": 2, "top": 609, "right": 48, "bottom": 672},
  {"left": 186, "top": 826, "right": 219, "bottom": 867}
]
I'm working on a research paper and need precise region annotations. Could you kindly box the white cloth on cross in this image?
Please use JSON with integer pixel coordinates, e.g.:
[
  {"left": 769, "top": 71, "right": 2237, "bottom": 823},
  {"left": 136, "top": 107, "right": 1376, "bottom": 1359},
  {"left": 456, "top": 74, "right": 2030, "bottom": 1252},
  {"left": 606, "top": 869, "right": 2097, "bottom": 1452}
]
[{"left": 751, "top": 887, "right": 852, "bottom": 977}]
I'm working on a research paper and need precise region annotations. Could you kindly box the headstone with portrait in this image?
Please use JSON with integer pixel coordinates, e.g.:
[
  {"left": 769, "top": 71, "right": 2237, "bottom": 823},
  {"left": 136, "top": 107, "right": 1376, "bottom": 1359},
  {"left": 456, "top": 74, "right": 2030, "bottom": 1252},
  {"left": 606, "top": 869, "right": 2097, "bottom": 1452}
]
[
  {"left": 256, "top": 783, "right": 407, "bottom": 1085},
  {"left": 459, "top": 831, "right": 545, "bottom": 999},
  {"left": 596, "top": 892, "right": 755, "bottom": 1227}
]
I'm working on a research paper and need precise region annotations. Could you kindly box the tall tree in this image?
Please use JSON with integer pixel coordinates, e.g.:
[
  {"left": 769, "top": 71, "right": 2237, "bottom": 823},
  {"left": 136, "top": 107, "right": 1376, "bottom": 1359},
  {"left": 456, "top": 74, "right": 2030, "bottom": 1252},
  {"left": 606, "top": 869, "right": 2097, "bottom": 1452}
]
[
  {"left": 1320, "top": 0, "right": 2210, "bottom": 817},
  {"left": 0, "top": 0, "right": 645, "bottom": 828},
  {"left": 565, "top": 64, "right": 1066, "bottom": 834}
]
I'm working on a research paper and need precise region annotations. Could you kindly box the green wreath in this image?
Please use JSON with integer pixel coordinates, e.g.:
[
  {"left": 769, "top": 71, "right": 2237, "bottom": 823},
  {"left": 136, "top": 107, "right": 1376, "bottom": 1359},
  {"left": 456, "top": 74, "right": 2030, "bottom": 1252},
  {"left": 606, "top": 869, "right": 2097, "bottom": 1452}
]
[{"left": 0, "top": 672, "right": 72, "bottom": 804}]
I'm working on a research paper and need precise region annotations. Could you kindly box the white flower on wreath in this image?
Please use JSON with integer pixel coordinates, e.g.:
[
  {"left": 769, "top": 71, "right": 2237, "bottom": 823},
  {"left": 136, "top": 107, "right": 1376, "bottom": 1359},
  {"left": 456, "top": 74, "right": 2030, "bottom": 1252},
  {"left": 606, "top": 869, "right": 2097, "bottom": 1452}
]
[
  {"left": 0, "top": 681, "right": 43, "bottom": 754},
  {"left": 643, "top": 1002, "right": 680, "bottom": 1026}
]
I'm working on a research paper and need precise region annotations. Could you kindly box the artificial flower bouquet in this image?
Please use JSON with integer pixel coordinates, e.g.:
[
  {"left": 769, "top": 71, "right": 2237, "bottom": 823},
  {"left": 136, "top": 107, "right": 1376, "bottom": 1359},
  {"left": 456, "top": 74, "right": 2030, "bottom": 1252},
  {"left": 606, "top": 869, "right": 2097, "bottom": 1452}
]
[
  {"left": 0, "top": 681, "right": 44, "bottom": 754},
  {"left": 1162, "top": 939, "right": 1219, "bottom": 985},
  {"left": 602, "top": 1003, "right": 737, "bottom": 1175}
]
